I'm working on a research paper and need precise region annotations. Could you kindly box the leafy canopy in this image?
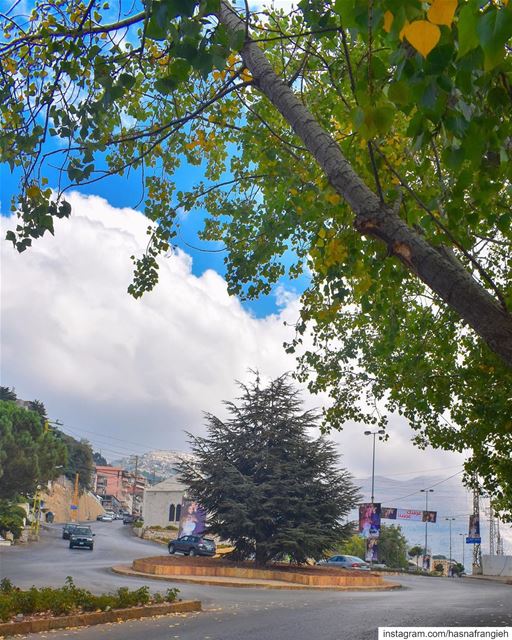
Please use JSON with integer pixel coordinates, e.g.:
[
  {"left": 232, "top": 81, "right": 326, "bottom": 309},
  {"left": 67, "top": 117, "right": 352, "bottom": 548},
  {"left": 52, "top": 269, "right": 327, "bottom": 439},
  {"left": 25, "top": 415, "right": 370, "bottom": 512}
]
[
  {"left": 1, "top": 0, "right": 512, "bottom": 514},
  {"left": 179, "top": 374, "right": 360, "bottom": 565},
  {"left": 0, "top": 400, "right": 67, "bottom": 500}
]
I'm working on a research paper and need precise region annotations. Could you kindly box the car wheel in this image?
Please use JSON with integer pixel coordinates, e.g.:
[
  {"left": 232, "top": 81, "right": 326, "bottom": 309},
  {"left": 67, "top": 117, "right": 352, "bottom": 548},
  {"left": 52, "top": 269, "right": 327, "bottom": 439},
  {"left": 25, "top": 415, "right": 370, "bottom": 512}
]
[
  {"left": 189, "top": 549, "right": 196, "bottom": 557},
  {"left": 69, "top": 544, "right": 73, "bottom": 549},
  {"left": 90, "top": 546, "right": 94, "bottom": 551},
  {"left": 168, "top": 544, "right": 175, "bottom": 555}
]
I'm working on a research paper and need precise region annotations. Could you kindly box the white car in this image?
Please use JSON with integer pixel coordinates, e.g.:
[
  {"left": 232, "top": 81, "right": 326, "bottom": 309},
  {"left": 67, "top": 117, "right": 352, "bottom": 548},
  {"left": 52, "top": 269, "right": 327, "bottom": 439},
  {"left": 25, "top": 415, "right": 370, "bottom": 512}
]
[{"left": 96, "top": 513, "right": 114, "bottom": 522}]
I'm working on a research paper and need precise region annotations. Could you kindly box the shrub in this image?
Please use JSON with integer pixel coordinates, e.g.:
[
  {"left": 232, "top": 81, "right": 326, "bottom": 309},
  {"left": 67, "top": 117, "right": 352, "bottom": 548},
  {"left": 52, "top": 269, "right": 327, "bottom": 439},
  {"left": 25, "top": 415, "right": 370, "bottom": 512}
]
[
  {"left": 0, "top": 578, "right": 14, "bottom": 594},
  {"left": 166, "top": 588, "right": 179, "bottom": 603},
  {"left": 0, "top": 580, "right": 179, "bottom": 621}
]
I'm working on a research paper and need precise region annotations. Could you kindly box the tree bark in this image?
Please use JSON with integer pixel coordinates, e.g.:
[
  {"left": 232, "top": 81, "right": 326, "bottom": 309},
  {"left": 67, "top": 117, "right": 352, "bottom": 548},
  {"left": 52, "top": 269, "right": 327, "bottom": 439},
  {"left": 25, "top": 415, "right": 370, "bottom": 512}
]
[{"left": 219, "top": 2, "right": 512, "bottom": 367}]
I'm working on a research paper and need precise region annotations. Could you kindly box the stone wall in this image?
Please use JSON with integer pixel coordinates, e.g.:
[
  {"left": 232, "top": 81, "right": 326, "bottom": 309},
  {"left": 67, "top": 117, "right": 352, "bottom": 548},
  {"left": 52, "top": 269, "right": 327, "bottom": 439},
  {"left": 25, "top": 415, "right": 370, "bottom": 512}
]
[{"left": 482, "top": 555, "right": 512, "bottom": 577}]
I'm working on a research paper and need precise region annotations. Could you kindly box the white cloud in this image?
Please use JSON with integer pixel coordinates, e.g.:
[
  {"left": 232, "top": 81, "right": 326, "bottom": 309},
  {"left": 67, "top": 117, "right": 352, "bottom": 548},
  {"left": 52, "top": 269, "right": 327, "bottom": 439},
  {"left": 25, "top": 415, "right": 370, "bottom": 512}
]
[{"left": 1, "top": 192, "right": 465, "bottom": 480}]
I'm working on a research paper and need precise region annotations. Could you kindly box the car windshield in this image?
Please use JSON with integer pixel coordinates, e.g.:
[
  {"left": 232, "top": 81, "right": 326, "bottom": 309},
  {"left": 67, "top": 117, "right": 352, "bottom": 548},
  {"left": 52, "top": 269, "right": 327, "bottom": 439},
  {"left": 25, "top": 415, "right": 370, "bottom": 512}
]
[{"left": 73, "top": 528, "right": 92, "bottom": 535}]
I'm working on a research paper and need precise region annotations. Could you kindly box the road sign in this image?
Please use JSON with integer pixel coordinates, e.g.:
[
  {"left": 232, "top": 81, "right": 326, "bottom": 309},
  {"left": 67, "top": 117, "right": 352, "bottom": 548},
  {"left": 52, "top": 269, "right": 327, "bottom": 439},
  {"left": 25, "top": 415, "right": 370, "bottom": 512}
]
[{"left": 466, "top": 536, "right": 481, "bottom": 544}]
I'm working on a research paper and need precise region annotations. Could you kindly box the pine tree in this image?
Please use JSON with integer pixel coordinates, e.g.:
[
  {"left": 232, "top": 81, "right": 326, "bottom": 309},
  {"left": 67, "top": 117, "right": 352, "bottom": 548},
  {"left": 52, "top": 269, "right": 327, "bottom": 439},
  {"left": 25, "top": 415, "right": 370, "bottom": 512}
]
[{"left": 179, "top": 374, "right": 360, "bottom": 566}]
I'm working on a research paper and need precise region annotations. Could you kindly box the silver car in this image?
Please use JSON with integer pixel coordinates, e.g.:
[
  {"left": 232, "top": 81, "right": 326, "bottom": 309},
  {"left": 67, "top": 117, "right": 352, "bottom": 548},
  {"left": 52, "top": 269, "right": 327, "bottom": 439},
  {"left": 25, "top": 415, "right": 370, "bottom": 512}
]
[{"left": 319, "top": 555, "right": 370, "bottom": 570}]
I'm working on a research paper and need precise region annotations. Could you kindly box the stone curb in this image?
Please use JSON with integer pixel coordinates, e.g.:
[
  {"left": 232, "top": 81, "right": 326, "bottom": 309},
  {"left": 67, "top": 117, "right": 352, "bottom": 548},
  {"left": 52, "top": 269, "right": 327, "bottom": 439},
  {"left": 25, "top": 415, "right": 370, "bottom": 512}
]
[
  {"left": 465, "top": 575, "right": 512, "bottom": 585},
  {"left": 0, "top": 599, "right": 201, "bottom": 637},
  {"left": 112, "top": 565, "right": 402, "bottom": 591}
]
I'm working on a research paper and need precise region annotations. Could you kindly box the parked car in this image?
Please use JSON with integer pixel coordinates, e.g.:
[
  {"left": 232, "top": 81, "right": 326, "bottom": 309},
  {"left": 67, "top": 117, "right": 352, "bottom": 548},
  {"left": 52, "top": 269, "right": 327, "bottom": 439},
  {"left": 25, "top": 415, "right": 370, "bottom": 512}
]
[
  {"left": 318, "top": 555, "right": 370, "bottom": 570},
  {"left": 96, "top": 513, "right": 114, "bottom": 522},
  {"left": 69, "top": 526, "right": 95, "bottom": 550},
  {"left": 123, "top": 514, "right": 135, "bottom": 525},
  {"left": 62, "top": 523, "right": 79, "bottom": 540},
  {"left": 168, "top": 535, "right": 216, "bottom": 557}
]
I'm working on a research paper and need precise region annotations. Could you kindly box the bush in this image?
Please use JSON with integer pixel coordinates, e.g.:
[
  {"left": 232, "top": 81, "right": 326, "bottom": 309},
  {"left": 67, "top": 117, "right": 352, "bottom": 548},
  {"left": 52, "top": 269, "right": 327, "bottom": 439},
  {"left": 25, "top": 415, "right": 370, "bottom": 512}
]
[{"left": 0, "top": 580, "right": 179, "bottom": 622}]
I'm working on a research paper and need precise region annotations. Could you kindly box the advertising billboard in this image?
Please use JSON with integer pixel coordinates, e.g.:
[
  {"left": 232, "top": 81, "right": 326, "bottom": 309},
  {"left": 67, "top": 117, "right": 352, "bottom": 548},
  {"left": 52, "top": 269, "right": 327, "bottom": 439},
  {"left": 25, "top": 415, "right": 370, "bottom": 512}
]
[
  {"left": 365, "top": 537, "right": 379, "bottom": 562},
  {"left": 359, "top": 503, "right": 381, "bottom": 539},
  {"left": 466, "top": 514, "right": 481, "bottom": 543},
  {"left": 178, "top": 499, "right": 207, "bottom": 537},
  {"left": 381, "top": 507, "right": 437, "bottom": 522}
]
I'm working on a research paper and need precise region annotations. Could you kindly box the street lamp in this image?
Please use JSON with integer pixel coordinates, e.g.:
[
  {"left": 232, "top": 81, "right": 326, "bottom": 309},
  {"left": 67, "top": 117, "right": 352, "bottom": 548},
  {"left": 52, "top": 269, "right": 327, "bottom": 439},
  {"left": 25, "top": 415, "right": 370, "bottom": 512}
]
[
  {"left": 459, "top": 533, "right": 465, "bottom": 571},
  {"left": 420, "top": 488, "right": 434, "bottom": 569},
  {"left": 445, "top": 517, "right": 456, "bottom": 576},
  {"left": 364, "top": 430, "right": 385, "bottom": 503}
]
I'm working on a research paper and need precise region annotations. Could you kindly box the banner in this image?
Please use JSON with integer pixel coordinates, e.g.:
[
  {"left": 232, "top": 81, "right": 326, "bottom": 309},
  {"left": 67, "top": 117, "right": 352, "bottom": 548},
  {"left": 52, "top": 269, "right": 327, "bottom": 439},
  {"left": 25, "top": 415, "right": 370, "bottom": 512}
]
[
  {"left": 359, "top": 503, "right": 381, "bottom": 539},
  {"left": 365, "top": 537, "right": 379, "bottom": 562},
  {"left": 381, "top": 507, "right": 397, "bottom": 519},
  {"left": 468, "top": 514, "right": 480, "bottom": 537},
  {"left": 466, "top": 514, "right": 481, "bottom": 543},
  {"left": 381, "top": 507, "right": 437, "bottom": 522},
  {"left": 422, "top": 510, "right": 437, "bottom": 523},
  {"left": 178, "top": 499, "right": 207, "bottom": 537}
]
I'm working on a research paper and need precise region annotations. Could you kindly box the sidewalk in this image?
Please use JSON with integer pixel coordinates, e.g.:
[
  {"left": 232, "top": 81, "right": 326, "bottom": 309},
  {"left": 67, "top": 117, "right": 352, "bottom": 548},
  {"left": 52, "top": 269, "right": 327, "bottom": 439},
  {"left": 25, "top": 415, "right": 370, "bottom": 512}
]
[
  {"left": 112, "top": 565, "right": 402, "bottom": 591},
  {"left": 465, "top": 574, "right": 512, "bottom": 585}
]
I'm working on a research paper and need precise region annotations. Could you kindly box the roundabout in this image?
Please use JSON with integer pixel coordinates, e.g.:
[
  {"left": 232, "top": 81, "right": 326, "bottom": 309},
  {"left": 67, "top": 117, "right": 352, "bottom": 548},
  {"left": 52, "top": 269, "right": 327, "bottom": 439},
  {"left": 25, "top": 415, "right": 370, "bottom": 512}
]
[{"left": 113, "top": 556, "right": 401, "bottom": 590}]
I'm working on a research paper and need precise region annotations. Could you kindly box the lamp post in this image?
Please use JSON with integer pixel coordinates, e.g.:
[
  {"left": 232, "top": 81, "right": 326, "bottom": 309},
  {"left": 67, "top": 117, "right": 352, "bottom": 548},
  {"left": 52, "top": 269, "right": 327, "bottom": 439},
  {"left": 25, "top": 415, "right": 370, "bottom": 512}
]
[
  {"left": 364, "top": 430, "right": 385, "bottom": 503},
  {"left": 445, "top": 517, "right": 455, "bottom": 576},
  {"left": 420, "top": 489, "right": 434, "bottom": 569},
  {"left": 459, "top": 533, "right": 465, "bottom": 572}
]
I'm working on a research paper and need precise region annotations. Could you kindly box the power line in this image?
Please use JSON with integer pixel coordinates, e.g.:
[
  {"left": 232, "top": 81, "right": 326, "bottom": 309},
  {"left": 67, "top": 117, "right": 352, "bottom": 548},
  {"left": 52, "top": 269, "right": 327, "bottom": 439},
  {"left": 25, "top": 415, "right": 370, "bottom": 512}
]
[{"left": 385, "top": 470, "right": 464, "bottom": 504}]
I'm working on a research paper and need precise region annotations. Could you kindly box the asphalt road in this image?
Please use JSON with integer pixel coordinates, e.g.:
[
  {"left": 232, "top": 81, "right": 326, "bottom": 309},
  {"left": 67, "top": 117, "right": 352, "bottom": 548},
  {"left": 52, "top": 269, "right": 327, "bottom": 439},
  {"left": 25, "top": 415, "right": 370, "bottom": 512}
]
[{"left": 1, "top": 522, "right": 511, "bottom": 640}]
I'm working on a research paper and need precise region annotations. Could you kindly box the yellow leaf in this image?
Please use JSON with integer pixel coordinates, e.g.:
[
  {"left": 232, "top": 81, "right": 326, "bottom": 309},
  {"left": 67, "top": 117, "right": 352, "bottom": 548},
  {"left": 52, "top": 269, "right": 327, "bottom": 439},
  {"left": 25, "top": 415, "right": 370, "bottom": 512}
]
[
  {"left": 402, "top": 20, "right": 441, "bottom": 57},
  {"left": 240, "top": 69, "right": 252, "bottom": 82},
  {"left": 4, "top": 57, "right": 16, "bottom": 74},
  {"left": 399, "top": 20, "right": 409, "bottom": 41},
  {"left": 26, "top": 184, "right": 41, "bottom": 199},
  {"left": 318, "top": 227, "right": 327, "bottom": 238},
  {"left": 427, "top": 0, "right": 457, "bottom": 26},
  {"left": 290, "top": 188, "right": 298, "bottom": 196},
  {"left": 326, "top": 192, "right": 341, "bottom": 205},
  {"left": 383, "top": 10, "right": 394, "bottom": 33}
]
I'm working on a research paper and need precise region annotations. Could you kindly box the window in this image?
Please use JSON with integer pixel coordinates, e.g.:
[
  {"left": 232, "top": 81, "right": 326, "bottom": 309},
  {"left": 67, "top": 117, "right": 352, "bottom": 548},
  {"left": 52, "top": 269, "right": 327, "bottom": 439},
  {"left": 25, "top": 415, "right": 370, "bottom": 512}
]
[
  {"left": 168, "top": 504, "right": 175, "bottom": 522},
  {"left": 175, "top": 503, "right": 181, "bottom": 522}
]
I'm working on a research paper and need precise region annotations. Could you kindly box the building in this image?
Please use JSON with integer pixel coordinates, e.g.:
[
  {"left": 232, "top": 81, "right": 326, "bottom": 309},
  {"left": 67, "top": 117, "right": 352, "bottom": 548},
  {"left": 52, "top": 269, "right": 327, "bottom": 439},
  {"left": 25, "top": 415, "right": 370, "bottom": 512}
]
[
  {"left": 142, "top": 478, "right": 186, "bottom": 528},
  {"left": 94, "top": 466, "right": 146, "bottom": 513}
]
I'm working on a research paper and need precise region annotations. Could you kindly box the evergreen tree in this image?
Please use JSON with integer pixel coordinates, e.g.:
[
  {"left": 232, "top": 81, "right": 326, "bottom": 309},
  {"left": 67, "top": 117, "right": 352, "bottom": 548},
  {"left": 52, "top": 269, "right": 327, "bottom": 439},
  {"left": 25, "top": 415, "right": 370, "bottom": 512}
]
[
  {"left": 0, "top": 387, "right": 17, "bottom": 402},
  {"left": 179, "top": 374, "right": 360, "bottom": 566},
  {"left": 0, "top": 401, "right": 66, "bottom": 500}
]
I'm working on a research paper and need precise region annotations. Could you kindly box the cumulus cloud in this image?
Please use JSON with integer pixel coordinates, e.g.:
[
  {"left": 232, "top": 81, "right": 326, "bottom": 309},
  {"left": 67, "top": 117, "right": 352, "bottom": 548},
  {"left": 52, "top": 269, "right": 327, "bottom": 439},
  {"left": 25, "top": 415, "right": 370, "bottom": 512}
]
[{"left": 1, "top": 193, "right": 464, "bottom": 480}]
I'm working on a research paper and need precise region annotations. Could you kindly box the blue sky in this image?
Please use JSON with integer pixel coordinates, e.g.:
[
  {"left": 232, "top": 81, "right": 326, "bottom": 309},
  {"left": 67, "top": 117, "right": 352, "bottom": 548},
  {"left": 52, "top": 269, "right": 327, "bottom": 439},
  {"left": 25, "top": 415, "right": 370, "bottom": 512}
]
[{"left": 1, "top": 143, "right": 309, "bottom": 318}]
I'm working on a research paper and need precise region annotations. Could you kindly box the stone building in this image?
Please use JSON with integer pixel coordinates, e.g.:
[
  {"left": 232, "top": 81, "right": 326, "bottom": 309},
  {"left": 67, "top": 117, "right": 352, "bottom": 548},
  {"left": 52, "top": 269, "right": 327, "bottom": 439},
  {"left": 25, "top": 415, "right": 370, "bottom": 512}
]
[{"left": 141, "top": 478, "right": 186, "bottom": 528}]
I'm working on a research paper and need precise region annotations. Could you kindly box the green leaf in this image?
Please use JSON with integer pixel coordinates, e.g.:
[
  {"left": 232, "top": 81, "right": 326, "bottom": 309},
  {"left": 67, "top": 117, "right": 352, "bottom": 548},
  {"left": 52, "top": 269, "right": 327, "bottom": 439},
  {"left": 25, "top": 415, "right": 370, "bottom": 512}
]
[
  {"left": 477, "top": 6, "right": 512, "bottom": 71},
  {"left": 457, "top": 3, "right": 479, "bottom": 58},
  {"left": 119, "top": 73, "right": 136, "bottom": 88},
  {"left": 155, "top": 59, "right": 192, "bottom": 92},
  {"left": 388, "top": 80, "right": 412, "bottom": 107}
]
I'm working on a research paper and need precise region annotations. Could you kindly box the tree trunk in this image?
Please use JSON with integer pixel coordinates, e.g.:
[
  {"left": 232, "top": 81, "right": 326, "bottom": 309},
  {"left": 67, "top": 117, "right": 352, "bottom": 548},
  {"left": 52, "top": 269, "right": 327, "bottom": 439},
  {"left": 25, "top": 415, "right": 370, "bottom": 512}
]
[
  {"left": 254, "top": 543, "right": 268, "bottom": 567},
  {"left": 219, "top": 3, "right": 512, "bottom": 367}
]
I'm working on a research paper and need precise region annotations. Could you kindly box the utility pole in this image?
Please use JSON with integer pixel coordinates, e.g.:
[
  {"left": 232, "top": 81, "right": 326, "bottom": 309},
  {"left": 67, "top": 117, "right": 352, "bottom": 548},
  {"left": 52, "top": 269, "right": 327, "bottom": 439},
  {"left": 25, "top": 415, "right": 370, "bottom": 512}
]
[
  {"left": 364, "top": 429, "right": 385, "bottom": 503},
  {"left": 459, "top": 533, "right": 465, "bottom": 571},
  {"left": 445, "top": 517, "right": 455, "bottom": 576},
  {"left": 420, "top": 488, "right": 434, "bottom": 570},
  {"left": 71, "top": 472, "right": 79, "bottom": 522},
  {"left": 489, "top": 501, "right": 495, "bottom": 556},
  {"left": 472, "top": 478, "right": 482, "bottom": 575},
  {"left": 496, "top": 520, "right": 504, "bottom": 555},
  {"left": 132, "top": 455, "right": 139, "bottom": 516}
]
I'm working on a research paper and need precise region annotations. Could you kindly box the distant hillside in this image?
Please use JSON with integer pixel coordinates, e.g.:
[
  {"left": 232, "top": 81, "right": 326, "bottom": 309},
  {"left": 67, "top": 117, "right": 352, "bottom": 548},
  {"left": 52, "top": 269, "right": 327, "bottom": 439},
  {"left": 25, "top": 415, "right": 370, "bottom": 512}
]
[{"left": 111, "top": 450, "right": 196, "bottom": 484}]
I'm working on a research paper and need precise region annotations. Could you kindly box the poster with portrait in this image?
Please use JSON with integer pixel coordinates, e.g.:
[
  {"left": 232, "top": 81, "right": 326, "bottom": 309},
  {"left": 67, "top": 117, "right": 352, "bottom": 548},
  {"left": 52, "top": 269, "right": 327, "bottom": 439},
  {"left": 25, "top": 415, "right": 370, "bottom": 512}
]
[
  {"left": 178, "top": 499, "right": 207, "bottom": 537},
  {"left": 468, "top": 514, "right": 480, "bottom": 538},
  {"left": 422, "top": 510, "right": 437, "bottom": 523},
  {"left": 365, "top": 537, "right": 379, "bottom": 562},
  {"left": 381, "top": 507, "right": 397, "bottom": 520},
  {"left": 359, "top": 503, "right": 381, "bottom": 538}
]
